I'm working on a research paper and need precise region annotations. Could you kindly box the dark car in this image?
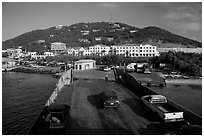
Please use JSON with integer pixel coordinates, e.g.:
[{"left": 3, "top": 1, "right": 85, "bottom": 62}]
[
  {"left": 99, "top": 90, "right": 120, "bottom": 108},
  {"left": 99, "top": 66, "right": 105, "bottom": 71},
  {"left": 29, "top": 104, "right": 70, "bottom": 135}
]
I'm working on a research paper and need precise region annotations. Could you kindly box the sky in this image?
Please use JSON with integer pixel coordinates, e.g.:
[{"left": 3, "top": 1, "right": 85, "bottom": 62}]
[{"left": 2, "top": 2, "right": 202, "bottom": 42}]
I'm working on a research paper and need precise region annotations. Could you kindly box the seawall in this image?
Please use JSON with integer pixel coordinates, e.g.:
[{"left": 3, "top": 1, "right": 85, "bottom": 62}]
[
  {"left": 113, "top": 68, "right": 202, "bottom": 125},
  {"left": 45, "top": 69, "right": 73, "bottom": 106}
]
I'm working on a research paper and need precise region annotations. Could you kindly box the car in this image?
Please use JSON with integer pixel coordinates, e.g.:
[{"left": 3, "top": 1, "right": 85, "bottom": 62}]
[
  {"left": 99, "top": 90, "right": 120, "bottom": 108},
  {"left": 98, "top": 66, "right": 105, "bottom": 71},
  {"left": 141, "top": 95, "right": 184, "bottom": 122},
  {"left": 103, "top": 66, "right": 111, "bottom": 71}
]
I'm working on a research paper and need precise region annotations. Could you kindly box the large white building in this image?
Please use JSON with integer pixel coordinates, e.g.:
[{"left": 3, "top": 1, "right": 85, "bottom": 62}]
[
  {"left": 67, "top": 44, "right": 110, "bottom": 56},
  {"left": 51, "top": 42, "right": 66, "bottom": 53},
  {"left": 110, "top": 44, "right": 159, "bottom": 57},
  {"left": 67, "top": 44, "right": 159, "bottom": 57},
  {"left": 67, "top": 47, "right": 90, "bottom": 56},
  {"left": 89, "top": 44, "right": 110, "bottom": 56}
]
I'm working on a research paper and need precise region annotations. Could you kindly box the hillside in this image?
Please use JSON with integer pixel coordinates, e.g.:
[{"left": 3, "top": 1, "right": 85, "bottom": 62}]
[{"left": 2, "top": 22, "right": 202, "bottom": 52}]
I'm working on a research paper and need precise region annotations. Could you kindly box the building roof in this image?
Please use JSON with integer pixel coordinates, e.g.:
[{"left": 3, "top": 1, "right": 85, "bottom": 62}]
[
  {"left": 75, "top": 59, "right": 96, "bottom": 63},
  {"left": 51, "top": 42, "right": 66, "bottom": 45}
]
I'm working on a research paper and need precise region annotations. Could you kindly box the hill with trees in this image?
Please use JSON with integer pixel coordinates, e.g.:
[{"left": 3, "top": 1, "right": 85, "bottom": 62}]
[{"left": 2, "top": 22, "right": 202, "bottom": 52}]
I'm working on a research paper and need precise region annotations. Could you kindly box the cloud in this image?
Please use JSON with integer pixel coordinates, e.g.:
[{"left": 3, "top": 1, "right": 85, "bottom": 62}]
[
  {"left": 172, "top": 22, "right": 201, "bottom": 32},
  {"left": 164, "top": 3, "right": 201, "bottom": 33},
  {"left": 99, "top": 3, "right": 119, "bottom": 10}
]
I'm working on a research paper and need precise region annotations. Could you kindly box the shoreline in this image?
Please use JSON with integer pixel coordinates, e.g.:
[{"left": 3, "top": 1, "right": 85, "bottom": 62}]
[
  {"left": 165, "top": 79, "right": 202, "bottom": 85},
  {"left": 11, "top": 66, "right": 62, "bottom": 75}
]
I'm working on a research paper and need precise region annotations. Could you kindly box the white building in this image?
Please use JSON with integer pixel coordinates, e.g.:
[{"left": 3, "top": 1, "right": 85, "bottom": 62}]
[
  {"left": 51, "top": 42, "right": 66, "bottom": 53},
  {"left": 107, "top": 37, "right": 114, "bottom": 42},
  {"left": 89, "top": 44, "right": 110, "bottom": 56},
  {"left": 27, "top": 52, "right": 37, "bottom": 59},
  {"left": 67, "top": 47, "right": 91, "bottom": 56},
  {"left": 110, "top": 44, "right": 159, "bottom": 57},
  {"left": 74, "top": 59, "right": 96, "bottom": 70},
  {"left": 94, "top": 37, "right": 102, "bottom": 41},
  {"left": 67, "top": 44, "right": 159, "bottom": 57},
  {"left": 44, "top": 52, "right": 54, "bottom": 57}
]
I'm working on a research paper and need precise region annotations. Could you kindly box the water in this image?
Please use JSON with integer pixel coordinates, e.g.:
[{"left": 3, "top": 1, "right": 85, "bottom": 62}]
[
  {"left": 2, "top": 72, "right": 58, "bottom": 135},
  {"left": 150, "top": 83, "right": 202, "bottom": 116}
]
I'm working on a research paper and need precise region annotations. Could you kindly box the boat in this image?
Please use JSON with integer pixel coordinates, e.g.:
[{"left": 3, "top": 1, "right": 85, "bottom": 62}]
[{"left": 29, "top": 104, "right": 70, "bottom": 135}]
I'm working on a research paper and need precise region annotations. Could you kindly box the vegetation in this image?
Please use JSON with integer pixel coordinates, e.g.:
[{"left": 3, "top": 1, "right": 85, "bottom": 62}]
[
  {"left": 3, "top": 22, "right": 201, "bottom": 51},
  {"left": 151, "top": 51, "right": 202, "bottom": 77},
  {"left": 43, "top": 54, "right": 150, "bottom": 66}
]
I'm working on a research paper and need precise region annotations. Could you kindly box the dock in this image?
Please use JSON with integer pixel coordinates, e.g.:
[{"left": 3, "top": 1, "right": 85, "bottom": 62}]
[{"left": 29, "top": 68, "right": 202, "bottom": 135}]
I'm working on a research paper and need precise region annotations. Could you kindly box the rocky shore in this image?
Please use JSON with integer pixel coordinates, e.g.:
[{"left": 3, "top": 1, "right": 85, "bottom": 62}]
[
  {"left": 12, "top": 66, "right": 62, "bottom": 74},
  {"left": 166, "top": 79, "right": 202, "bottom": 85}
]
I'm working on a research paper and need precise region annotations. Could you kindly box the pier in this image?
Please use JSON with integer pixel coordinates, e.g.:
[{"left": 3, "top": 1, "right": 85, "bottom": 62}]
[{"left": 29, "top": 68, "right": 202, "bottom": 135}]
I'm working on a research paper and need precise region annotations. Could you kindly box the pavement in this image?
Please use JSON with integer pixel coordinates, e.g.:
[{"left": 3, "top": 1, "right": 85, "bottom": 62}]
[{"left": 54, "top": 69, "right": 179, "bottom": 134}]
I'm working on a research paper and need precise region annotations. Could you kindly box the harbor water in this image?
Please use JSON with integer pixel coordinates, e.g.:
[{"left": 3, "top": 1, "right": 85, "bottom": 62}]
[{"left": 2, "top": 72, "right": 58, "bottom": 135}]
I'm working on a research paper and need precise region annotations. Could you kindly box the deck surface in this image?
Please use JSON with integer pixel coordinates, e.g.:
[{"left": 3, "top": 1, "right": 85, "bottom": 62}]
[{"left": 53, "top": 69, "right": 179, "bottom": 134}]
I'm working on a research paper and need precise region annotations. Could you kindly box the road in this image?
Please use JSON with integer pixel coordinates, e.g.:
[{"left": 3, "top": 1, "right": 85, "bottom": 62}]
[{"left": 61, "top": 69, "right": 177, "bottom": 135}]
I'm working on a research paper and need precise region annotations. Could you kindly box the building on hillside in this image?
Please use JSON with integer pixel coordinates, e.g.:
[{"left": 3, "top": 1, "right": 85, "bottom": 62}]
[
  {"left": 157, "top": 48, "right": 202, "bottom": 54},
  {"left": 27, "top": 52, "right": 37, "bottom": 59},
  {"left": 38, "top": 40, "right": 45, "bottom": 44},
  {"left": 36, "top": 54, "right": 46, "bottom": 59},
  {"left": 44, "top": 52, "right": 54, "bottom": 57},
  {"left": 74, "top": 59, "right": 96, "bottom": 70},
  {"left": 110, "top": 44, "right": 159, "bottom": 57},
  {"left": 51, "top": 42, "right": 66, "bottom": 54},
  {"left": 2, "top": 57, "right": 16, "bottom": 69},
  {"left": 107, "top": 37, "right": 114, "bottom": 42},
  {"left": 94, "top": 37, "right": 102, "bottom": 41},
  {"left": 67, "top": 47, "right": 91, "bottom": 56},
  {"left": 89, "top": 44, "right": 110, "bottom": 56}
]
